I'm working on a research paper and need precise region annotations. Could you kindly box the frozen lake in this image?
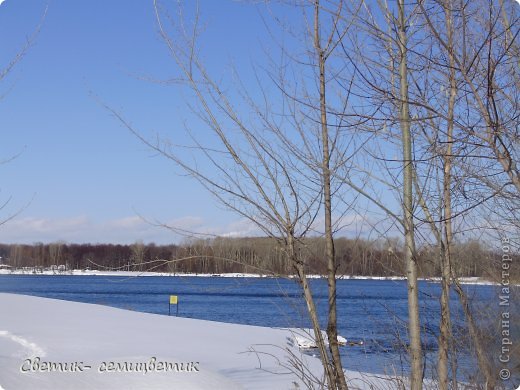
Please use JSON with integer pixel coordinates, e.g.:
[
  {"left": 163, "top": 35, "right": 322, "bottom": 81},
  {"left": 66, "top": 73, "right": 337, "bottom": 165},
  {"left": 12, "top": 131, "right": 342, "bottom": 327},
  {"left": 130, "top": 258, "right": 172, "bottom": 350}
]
[{"left": 0, "top": 275, "right": 502, "bottom": 381}]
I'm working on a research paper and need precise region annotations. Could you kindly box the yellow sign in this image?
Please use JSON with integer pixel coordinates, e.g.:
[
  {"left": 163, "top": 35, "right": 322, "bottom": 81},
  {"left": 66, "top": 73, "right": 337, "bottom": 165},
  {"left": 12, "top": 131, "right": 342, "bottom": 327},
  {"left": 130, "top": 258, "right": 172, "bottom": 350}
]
[{"left": 169, "top": 295, "right": 178, "bottom": 304}]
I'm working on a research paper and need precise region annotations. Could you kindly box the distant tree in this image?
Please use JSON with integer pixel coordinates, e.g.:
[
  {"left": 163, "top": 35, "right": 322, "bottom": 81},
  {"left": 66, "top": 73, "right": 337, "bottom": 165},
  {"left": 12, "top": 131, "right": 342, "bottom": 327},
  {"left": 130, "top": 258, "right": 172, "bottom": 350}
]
[
  {"left": 130, "top": 240, "right": 146, "bottom": 271},
  {"left": 48, "top": 242, "right": 64, "bottom": 267}
]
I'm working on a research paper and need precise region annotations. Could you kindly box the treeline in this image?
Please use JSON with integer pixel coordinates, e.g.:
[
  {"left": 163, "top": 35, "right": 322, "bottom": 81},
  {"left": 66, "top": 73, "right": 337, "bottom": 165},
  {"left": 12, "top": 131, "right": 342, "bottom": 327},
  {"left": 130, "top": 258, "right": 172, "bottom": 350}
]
[{"left": 0, "top": 237, "right": 514, "bottom": 279}]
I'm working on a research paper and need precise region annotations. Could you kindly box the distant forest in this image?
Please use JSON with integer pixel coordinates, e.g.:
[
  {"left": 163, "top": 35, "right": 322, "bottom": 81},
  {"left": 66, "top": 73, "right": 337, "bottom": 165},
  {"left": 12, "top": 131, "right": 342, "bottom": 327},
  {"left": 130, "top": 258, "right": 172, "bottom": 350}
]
[{"left": 0, "top": 237, "right": 514, "bottom": 280}]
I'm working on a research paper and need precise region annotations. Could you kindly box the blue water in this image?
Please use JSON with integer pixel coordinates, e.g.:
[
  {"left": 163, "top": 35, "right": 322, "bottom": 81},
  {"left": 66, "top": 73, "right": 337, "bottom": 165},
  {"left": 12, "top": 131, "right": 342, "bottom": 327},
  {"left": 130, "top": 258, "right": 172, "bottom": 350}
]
[{"left": 0, "top": 275, "right": 502, "bottom": 381}]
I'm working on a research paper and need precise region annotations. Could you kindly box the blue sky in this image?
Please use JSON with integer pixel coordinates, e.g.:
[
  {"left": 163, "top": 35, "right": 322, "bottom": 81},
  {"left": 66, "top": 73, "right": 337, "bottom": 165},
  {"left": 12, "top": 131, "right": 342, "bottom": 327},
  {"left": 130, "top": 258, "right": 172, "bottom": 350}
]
[{"left": 0, "top": 0, "right": 280, "bottom": 244}]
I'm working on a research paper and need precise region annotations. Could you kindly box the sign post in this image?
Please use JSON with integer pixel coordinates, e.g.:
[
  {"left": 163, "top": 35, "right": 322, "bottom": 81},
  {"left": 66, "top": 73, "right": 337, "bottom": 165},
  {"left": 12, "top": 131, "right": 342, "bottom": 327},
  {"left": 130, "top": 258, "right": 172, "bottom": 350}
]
[{"left": 169, "top": 295, "right": 178, "bottom": 316}]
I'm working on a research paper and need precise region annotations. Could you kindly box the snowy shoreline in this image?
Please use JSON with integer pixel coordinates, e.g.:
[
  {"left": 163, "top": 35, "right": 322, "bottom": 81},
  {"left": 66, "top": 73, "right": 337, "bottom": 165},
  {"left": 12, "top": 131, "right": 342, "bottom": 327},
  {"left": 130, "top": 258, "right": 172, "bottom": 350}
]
[
  {"left": 0, "top": 268, "right": 499, "bottom": 285},
  {"left": 0, "top": 293, "right": 396, "bottom": 390}
]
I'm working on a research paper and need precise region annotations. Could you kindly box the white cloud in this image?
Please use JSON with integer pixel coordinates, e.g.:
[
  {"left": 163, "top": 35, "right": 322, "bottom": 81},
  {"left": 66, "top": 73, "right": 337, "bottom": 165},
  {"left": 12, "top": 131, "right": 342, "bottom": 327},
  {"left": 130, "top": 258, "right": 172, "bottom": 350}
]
[
  {"left": 166, "top": 216, "right": 205, "bottom": 230},
  {"left": 0, "top": 214, "right": 261, "bottom": 244},
  {"left": 149, "top": 216, "right": 262, "bottom": 241},
  {"left": 0, "top": 215, "right": 153, "bottom": 244},
  {"left": 0, "top": 212, "right": 387, "bottom": 245},
  {"left": 217, "top": 219, "right": 259, "bottom": 238},
  {"left": 5, "top": 216, "right": 89, "bottom": 234},
  {"left": 106, "top": 216, "right": 143, "bottom": 229}
]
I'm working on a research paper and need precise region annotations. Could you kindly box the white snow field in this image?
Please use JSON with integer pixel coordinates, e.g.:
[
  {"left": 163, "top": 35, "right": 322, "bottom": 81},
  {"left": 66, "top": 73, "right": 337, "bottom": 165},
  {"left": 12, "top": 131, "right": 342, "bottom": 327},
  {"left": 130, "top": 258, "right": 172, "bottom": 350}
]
[{"left": 0, "top": 293, "right": 394, "bottom": 390}]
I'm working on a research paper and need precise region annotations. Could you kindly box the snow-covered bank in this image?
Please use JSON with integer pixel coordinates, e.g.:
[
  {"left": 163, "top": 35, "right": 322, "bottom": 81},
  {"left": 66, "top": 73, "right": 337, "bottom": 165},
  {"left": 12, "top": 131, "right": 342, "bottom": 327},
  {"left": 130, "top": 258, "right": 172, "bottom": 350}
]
[
  {"left": 0, "top": 293, "right": 395, "bottom": 390},
  {"left": 0, "top": 268, "right": 500, "bottom": 285}
]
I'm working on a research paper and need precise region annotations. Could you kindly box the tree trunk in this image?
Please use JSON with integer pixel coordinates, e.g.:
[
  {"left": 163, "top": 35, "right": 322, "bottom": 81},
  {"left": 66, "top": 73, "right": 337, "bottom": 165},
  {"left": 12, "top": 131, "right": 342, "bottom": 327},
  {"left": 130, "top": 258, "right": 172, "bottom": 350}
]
[
  {"left": 314, "top": 1, "right": 347, "bottom": 388},
  {"left": 289, "top": 235, "right": 336, "bottom": 389},
  {"left": 438, "top": 242, "right": 452, "bottom": 390},
  {"left": 453, "top": 279, "right": 496, "bottom": 389},
  {"left": 438, "top": 2, "right": 456, "bottom": 387},
  {"left": 397, "top": 1, "right": 423, "bottom": 388}
]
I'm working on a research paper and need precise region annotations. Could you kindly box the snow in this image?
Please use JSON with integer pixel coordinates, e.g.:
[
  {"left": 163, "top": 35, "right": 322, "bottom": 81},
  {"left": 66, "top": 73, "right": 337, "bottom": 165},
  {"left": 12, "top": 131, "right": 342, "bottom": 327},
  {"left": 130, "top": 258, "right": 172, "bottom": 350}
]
[
  {"left": 0, "top": 293, "right": 395, "bottom": 390},
  {"left": 0, "top": 269, "right": 267, "bottom": 278},
  {"left": 0, "top": 268, "right": 500, "bottom": 285},
  {"left": 0, "top": 330, "right": 46, "bottom": 358},
  {"left": 291, "top": 330, "right": 349, "bottom": 349}
]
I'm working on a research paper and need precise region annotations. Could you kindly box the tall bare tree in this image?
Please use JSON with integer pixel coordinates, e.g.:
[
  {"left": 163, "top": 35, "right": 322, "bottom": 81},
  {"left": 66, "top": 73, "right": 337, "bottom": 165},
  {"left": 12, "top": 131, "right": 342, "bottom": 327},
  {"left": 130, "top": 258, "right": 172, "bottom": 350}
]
[
  {"left": 105, "top": 1, "right": 363, "bottom": 387},
  {"left": 107, "top": 1, "right": 519, "bottom": 388},
  {"left": 334, "top": 1, "right": 425, "bottom": 386},
  {"left": 396, "top": 2, "right": 423, "bottom": 387},
  {"left": 312, "top": 1, "right": 351, "bottom": 387},
  {"left": 416, "top": 1, "right": 519, "bottom": 387}
]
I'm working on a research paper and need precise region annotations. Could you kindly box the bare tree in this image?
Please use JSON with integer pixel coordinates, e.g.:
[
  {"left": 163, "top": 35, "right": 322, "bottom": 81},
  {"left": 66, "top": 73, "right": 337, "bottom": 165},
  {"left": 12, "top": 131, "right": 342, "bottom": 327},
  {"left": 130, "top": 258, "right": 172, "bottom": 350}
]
[
  {"left": 334, "top": 1, "right": 426, "bottom": 386},
  {"left": 103, "top": 1, "right": 361, "bottom": 387},
  {"left": 414, "top": 1, "right": 519, "bottom": 388},
  {"left": 333, "top": 1, "right": 516, "bottom": 388},
  {"left": 396, "top": 2, "right": 423, "bottom": 387},
  {"left": 130, "top": 241, "right": 146, "bottom": 272},
  {"left": 105, "top": 1, "right": 519, "bottom": 388}
]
